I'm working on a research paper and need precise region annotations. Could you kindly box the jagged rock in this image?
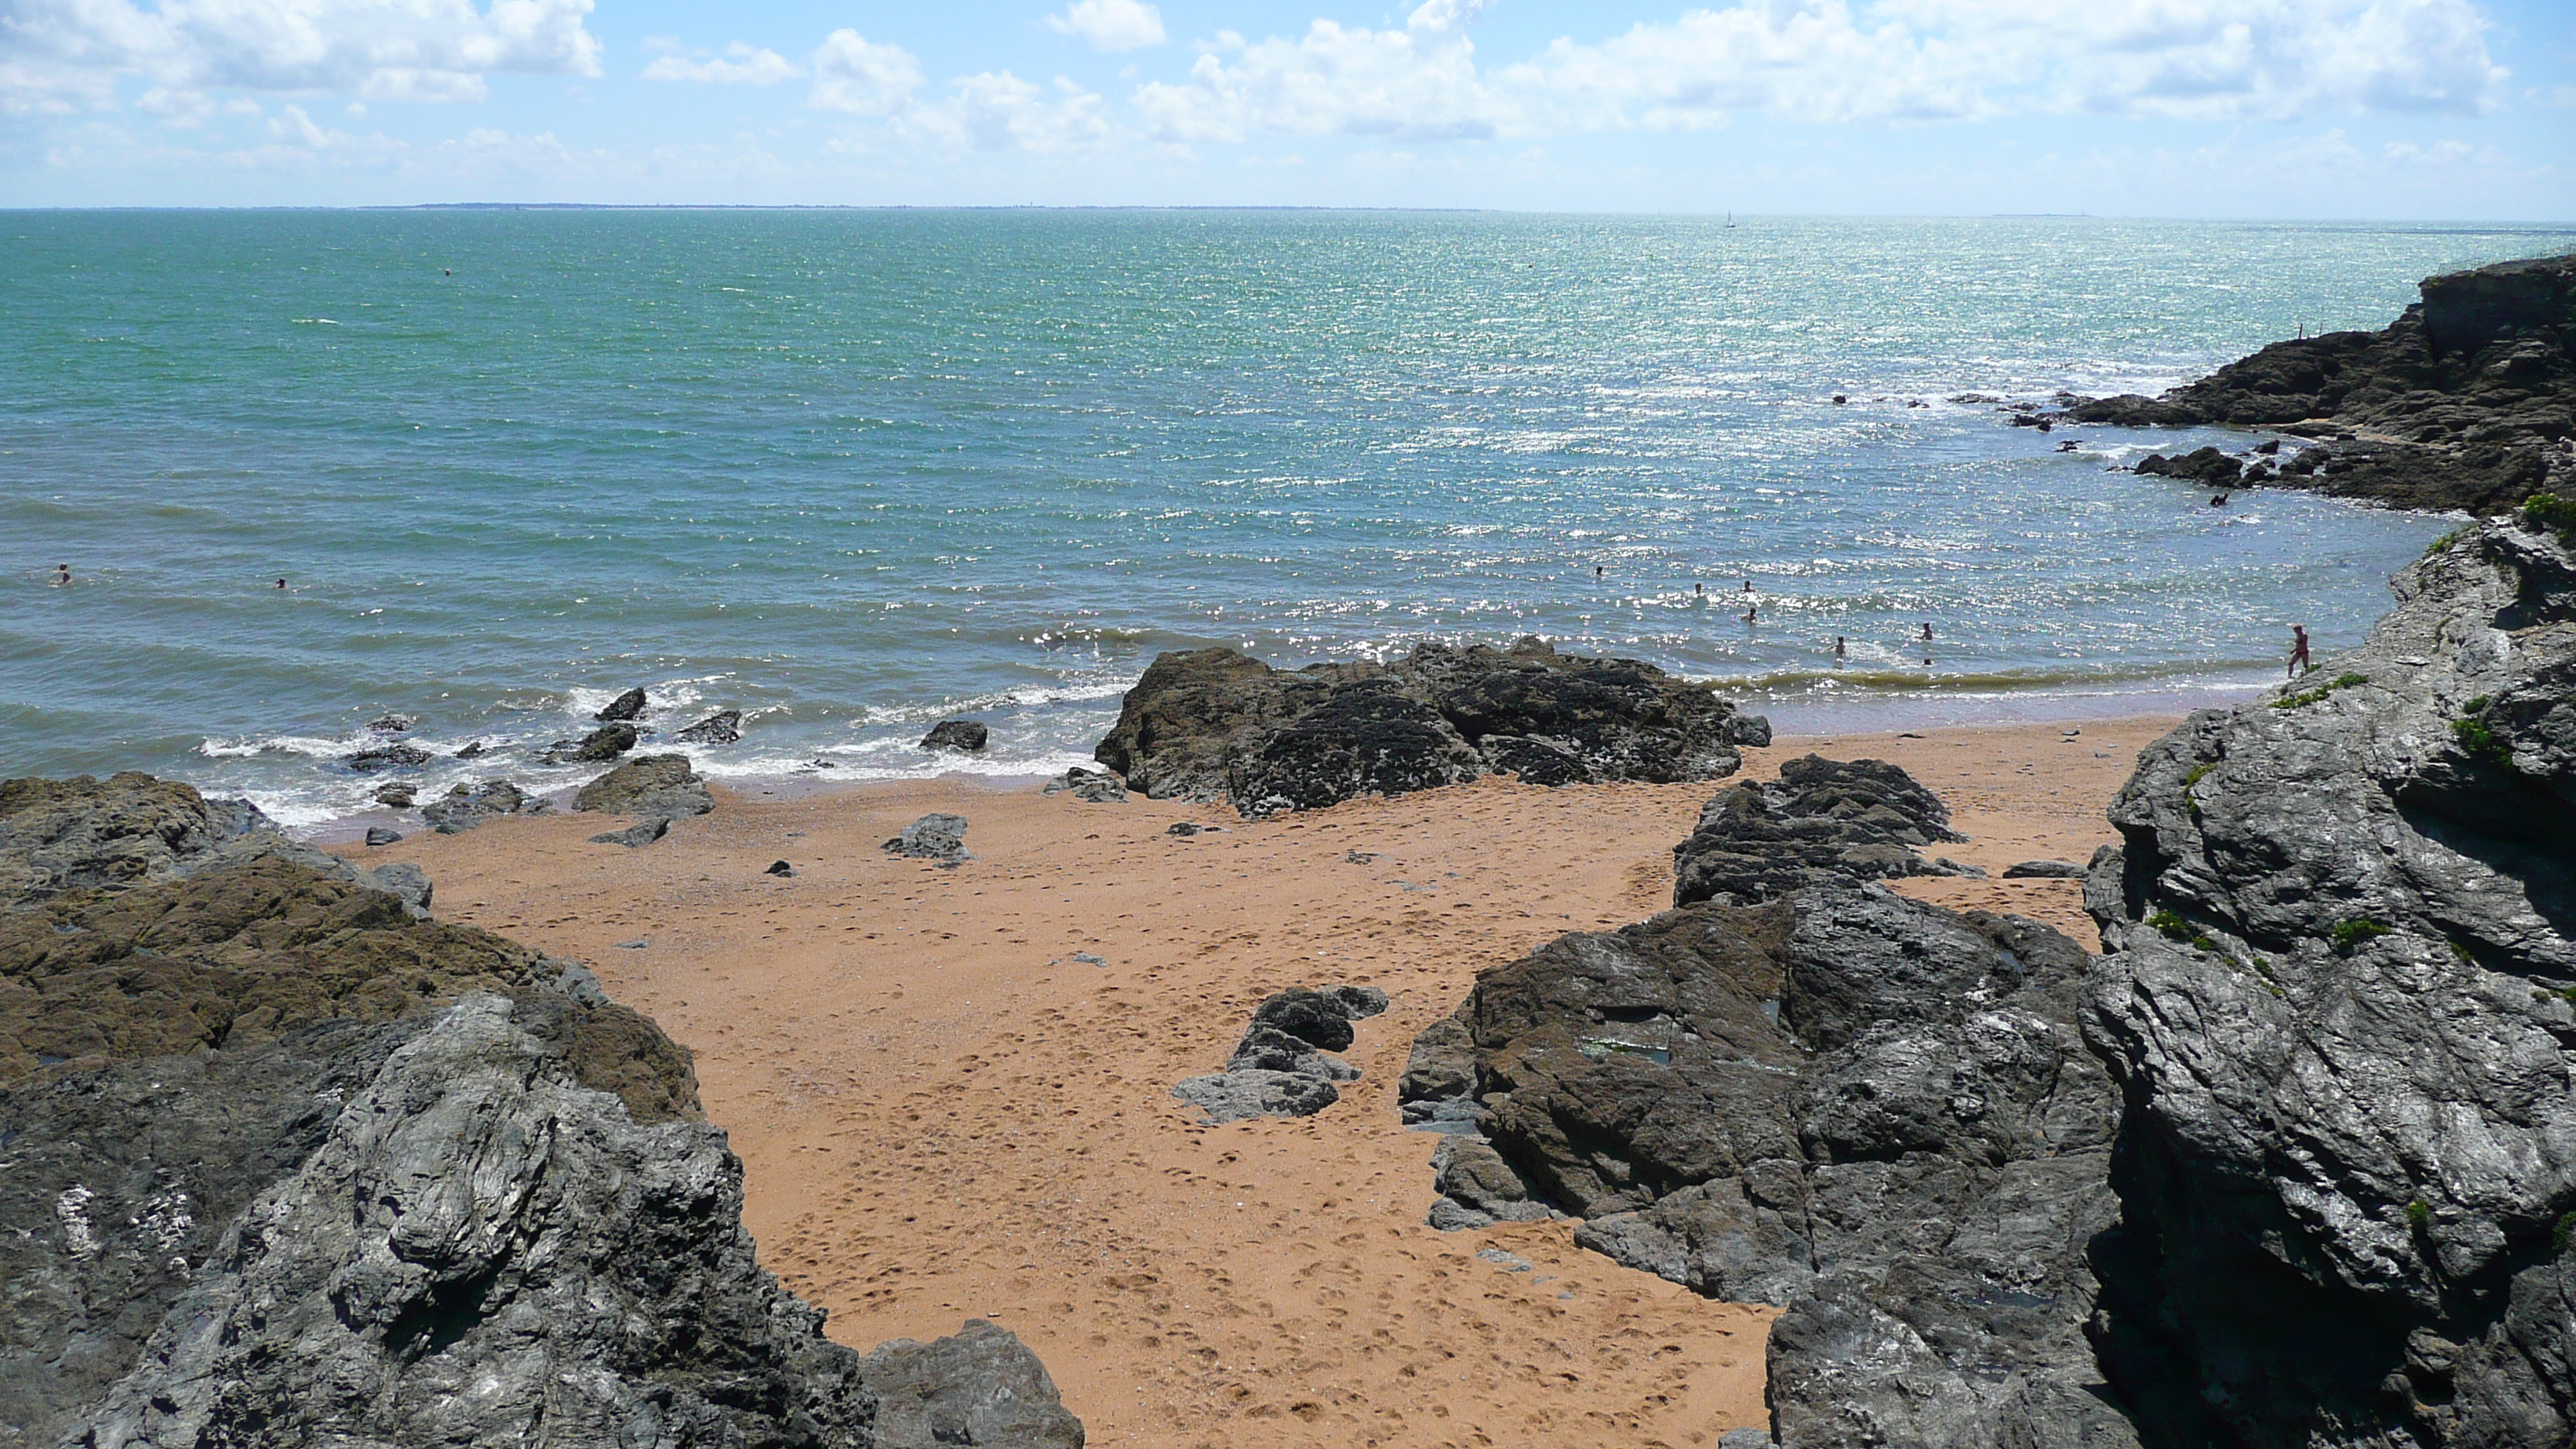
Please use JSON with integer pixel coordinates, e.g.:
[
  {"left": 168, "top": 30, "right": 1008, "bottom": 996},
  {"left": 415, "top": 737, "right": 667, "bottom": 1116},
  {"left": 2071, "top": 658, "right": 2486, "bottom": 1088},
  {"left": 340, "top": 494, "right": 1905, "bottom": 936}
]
[
  {"left": 365, "top": 825, "right": 402, "bottom": 847},
  {"left": 920, "top": 719, "right": 989, "bottom": 752},
  {"left": 554, "top": 721, "right": 639, "bottom": 763},
  {"left": 2135, "top": 445, "right": 2245, "bottom": 487},
  {"left": 1094, "top": 637, "right": 1759, "bottom": 814},
  {"left": 367, "top": 713, "right": 413, "bottom": 733},
  {"left": 587, "top": 817, "right": 670, "bottom": 848},
  {"left": 1170, "top": 1069, "right": 1340, "bottom": 1124},
  {"left": 348, "top": 742, "right": 432, "bottom": 772},
  {"left": 365, "top": 861, "right": 432, "bottom": 913},
  {"left": 0, "top": 790, "right": 1088, "bottom": 1449},
  {"left": 372, "top": 782, "right": 416, "bottom": 809},
  {"left": 1042, "top": 767, "right": 1129, "bottom": 803},
  {"left": 594, "top": 687, "right": 648, "bottom": 721},
  {"left": 2080, "top": 515, "right": 2576, "bottom": 1447},
  {"left": 2055, "top": 254, "right": 2576, "bottom": 514},
  {"left": 1671, "top": 754, "right": 1970, "bottom": 907},
  {"left": 572, "top": 754, "right": 714, "bottom": 824},
  {"left": 421, "top": 779, "right": 536, "bottom": 834},
  {"left": 675, "top": 709, "right": 743, "bottom": 744},
  {"left": 858, "top": 1320, "right": 1083, "bottom": 1449},
  {"left": 1403, "top": 747, "right": 2133, "bottom": 1446},
  {"left": 1177, "top": 983, "right": 1387, "bottom": 1123},
  {"left": 2002, "top": 858, "right": 2086, "bottom": 878},
  {"left": 454, "top": 741, "right": 487, "bottom": 759},
  {"left": 0, "top": 772, "right": 269, "bottom": 908},
  {"left": 883, "top": 814, "right": 970, "bottom": 863}
]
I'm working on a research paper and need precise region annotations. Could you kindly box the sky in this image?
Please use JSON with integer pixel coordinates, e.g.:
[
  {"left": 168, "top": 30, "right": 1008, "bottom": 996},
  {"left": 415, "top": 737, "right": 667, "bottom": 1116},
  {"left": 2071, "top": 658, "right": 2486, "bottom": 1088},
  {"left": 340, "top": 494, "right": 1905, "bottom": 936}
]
[{"left": 1, "top": 0, "right": 2570, "bottom": 214}]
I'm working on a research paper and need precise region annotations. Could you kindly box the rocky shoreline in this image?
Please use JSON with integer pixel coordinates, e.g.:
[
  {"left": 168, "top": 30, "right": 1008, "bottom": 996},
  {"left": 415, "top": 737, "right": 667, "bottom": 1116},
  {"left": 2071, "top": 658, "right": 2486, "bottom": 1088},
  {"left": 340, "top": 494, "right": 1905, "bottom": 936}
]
[
  {"left": 2027, "top": 252, "right": 2575, "bottom": 515},
  {"left": 1392, "top": 512, "right": 2575, "bottom": 1447},
  {"left": 0, "top": 775, "right": 1083, "bottom": 1448}
]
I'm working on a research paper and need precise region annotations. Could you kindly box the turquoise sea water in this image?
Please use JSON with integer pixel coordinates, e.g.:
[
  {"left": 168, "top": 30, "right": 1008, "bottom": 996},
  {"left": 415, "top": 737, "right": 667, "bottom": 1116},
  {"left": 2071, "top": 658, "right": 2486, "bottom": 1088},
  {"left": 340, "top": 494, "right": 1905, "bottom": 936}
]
[{"left": 5, "top": 211, "right": 2570, "bottom": 826}]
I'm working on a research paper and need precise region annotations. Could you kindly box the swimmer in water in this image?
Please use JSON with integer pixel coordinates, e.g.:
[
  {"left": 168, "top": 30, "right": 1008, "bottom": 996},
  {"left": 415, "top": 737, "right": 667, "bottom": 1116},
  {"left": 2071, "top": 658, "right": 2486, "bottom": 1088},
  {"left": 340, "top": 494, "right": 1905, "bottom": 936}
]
[
  {"left": 1595, "top": 565, "right": 1604, "bottom": 580},
  {"left": 1742, "top": 602, "right": 1758, "bottom": 625},
  {"left": 1694, "top": 583, "right": 1704, "bottom": 597},
  {"left": 53, "top": 564, "right": 70, "bottom": 586},
  {"left": 1834, "top": 635, "right": 1846, "bottom": 657},
  {"left": 276, "top": 577, "right": 287, "bottom": 590}
]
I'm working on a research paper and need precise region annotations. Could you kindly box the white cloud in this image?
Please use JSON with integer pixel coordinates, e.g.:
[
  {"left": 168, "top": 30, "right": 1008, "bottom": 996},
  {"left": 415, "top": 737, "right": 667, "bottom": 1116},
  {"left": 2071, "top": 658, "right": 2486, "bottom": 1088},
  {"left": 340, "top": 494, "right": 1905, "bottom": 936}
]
[
  {"left": 1134, "top": 0, "right": 1507, "bottom": 143},
  {"left": 808, "top": 29, "right": 922, "bottom": 115},
  {"left": 909, "top": 71, "right": 1112, "bottom": 152},
  {"left": 1045, "top": 0, "right": 1166, "bottom": 52},
  {"left": 0, "top": 0, "right": 602, "bottom": 117},
  {"left": 642, "top": 42, "right": 800, "bottom": 86},
  {"left": 1135, "top": 0, "right": 2505, "bottom": 145}
]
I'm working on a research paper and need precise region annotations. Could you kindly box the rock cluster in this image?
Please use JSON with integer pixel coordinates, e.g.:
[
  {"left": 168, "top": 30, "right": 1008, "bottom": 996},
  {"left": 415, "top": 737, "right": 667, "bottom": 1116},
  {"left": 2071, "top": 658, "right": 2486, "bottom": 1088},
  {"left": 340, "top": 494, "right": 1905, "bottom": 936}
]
[
  {"left": 0, "top": 775, "right": 1083, "bottom": 1448},
  {"left": 2055, "top": 252, "right": 2576, "bottom": 513},
  {"left": 1043, "top": 767, "right": 1129, "bottom": 803},
  {"left": 677, "top": 708, "right": 744, "bottom": 745},
  {"left": 1094, "top": 637, "right": 1766, "bottom": 816},
  {"left": 1671, "top": 754, "right": 1975, "bottom": 906},
  {"left": 1173, "top": 985, "right": 1388, "bottom": 1124},
  {"left": 421, "top": 778, "right": 549, "bottom": 834},
  {"left": 1401, "top": 759, "right": 2133, "bottom": 1447},
  {"left": 2079, "top": 515, "right": 2575, "bottom": 1447}
]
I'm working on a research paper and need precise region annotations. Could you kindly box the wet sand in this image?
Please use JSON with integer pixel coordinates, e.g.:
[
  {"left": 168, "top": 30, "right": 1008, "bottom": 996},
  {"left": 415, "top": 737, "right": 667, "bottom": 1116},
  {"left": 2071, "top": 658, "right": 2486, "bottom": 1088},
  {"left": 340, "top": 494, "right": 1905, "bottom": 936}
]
[{"left": 361, "top": 714, "right": 2177, "bottom": 1449}]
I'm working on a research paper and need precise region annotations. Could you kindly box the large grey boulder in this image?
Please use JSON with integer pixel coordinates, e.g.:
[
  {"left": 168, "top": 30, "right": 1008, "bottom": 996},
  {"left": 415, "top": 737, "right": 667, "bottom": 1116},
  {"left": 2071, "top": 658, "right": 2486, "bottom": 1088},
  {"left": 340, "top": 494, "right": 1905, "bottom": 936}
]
[
  {"left": 1093, "top": 636, "right": 1761, "bottom": 815},
  {"left": 572, "top": 753, "right": 714, "bottom": 838},
  {"left": 422, "top": 779, "right": 546, "bottom": 834},
  {"left": 2081, "top": 516, "right": 2576, "bottom": 1447},
  {"left": 1401, "top": 769, "right": 2135, "bottom": 1447},
  {"left": 858, "top": 1320, "right": 1082, "bottom": 1449},
  {"left": 1672, "top": 754, "right": 1971, "bottom": 907}
]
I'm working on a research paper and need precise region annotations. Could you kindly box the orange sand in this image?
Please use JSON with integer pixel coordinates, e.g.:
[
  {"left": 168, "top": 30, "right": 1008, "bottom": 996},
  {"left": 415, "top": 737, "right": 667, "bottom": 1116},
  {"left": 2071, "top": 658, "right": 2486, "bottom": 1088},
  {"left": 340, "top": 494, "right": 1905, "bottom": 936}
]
[{"left": 364, "top": 714, "right": 2177, "bottom": 1449}]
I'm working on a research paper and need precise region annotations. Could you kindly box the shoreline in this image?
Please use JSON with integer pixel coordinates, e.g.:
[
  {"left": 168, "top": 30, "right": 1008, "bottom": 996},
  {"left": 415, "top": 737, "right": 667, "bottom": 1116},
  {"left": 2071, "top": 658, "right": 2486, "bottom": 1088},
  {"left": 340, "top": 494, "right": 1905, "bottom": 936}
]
[{"left": 351, "top": 711, "right": 2178, "bottom": 1446}]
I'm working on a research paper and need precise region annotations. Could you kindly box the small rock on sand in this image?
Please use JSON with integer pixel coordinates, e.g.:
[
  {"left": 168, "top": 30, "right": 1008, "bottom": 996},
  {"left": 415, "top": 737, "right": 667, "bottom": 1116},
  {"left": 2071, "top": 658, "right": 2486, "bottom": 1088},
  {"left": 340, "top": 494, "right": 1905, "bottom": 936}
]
[
  {"left": 2002, "top": 858, "right": 2087, "bottom": 878},
  {"left": 883, "top": 814, "right": 970, "bottom": 863},
  {"left": 364, "top": 826, "right": 402, "bottom": 847},
  {"left": 1042, "top": 767, "right": 1128, "bottom": 803}
]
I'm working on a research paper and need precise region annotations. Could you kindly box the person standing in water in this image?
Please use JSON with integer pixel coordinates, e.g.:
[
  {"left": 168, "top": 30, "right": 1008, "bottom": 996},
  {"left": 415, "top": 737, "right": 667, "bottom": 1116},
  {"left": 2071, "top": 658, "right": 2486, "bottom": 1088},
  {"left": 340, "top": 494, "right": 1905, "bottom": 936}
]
[
  {"left": 276, "top": 577, "right": 287, "bottom": 590},
  {"left": 2287, "top": 625, "right": 2312, "bottom": 677},
  {"left": 53, "top": 564, "right": 70, "bottom": 586},
  {"left": 1834, "top": 635, "right": 1846, "bottom": 658},
  {"left": 1742, "top": 601, "right": 1758, "bottom": 625},
  {"left": 1921, "top": 622, "right": 1934, "bottom": 642}
]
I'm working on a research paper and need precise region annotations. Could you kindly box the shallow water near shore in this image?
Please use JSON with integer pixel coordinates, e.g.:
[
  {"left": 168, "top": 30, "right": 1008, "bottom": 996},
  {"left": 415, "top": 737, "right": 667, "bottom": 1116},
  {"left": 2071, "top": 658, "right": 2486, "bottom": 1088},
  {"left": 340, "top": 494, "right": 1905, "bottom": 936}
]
[{"left": 5, "top": 210, "right": 2567, "bottom": 824}]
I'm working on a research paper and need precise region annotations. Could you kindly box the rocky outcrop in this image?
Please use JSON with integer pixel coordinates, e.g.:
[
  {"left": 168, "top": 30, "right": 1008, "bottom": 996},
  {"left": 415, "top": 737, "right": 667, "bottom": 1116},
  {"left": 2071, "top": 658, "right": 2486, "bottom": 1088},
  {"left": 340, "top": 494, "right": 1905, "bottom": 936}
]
[
  {"left": 594, "top": 687, "right": 648, "bottom": 721},
  {"left": 349, "top": 742, "right": 433, "bottom": 772},
  {"left": 1173, "top": 984, "right": 1388, "bottom": 1124},
  {"left": 572, "top": 753, "right": 714, "bottom": 847},
  {"left": 1042, "top": 767, "right": 1129, "bottom": 803},
  {"left": 677, "top": 709, "right": 743, "bottom": 745},
  {"left": 920, "top": 719, "right": 988, "bottom": 752},
  {"left": 421, "top": 779, "right": 546, "bottom": 834},
  {"left": 0, "top": 773, "right": 269, "bottom": 904},
  {"left": 1094, "top": 637, "right": 1764, "bottom": 814},
  {"left": 2079, "top": 515, "right": 2576, "bottom": 1447},
  {"left": 552, "top": 721, "right": 639, "bottom": 763},
  {"left": 1671, "top": 755, "right": 1974, "bottom": 906},
  {"left": 2054, "top": 253, "right": 2576, "bottom": 514},
  {"left": 858, "top": 1321, "right": 1084, "bottom": 1449},
  {"left": 0, "top": 778, "right": 1085, "bottom": 1449},
  {"left": 883, "top": 813, "right": 971, "bottom": 864}
]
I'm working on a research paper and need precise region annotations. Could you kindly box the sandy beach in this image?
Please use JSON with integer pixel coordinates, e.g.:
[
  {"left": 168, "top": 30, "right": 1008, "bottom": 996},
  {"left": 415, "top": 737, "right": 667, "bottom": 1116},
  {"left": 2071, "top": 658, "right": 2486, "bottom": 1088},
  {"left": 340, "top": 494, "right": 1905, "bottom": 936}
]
[{"left": 358, "top": 715, "right": 2178, "bottom": 1449}]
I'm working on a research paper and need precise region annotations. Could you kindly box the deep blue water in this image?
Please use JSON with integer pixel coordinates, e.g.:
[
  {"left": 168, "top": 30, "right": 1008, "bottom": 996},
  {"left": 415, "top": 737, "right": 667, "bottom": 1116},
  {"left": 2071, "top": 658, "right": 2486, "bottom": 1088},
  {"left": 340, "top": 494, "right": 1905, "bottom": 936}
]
[{"left": 5, "top": 210, "right": 2566, "bottom": 824}]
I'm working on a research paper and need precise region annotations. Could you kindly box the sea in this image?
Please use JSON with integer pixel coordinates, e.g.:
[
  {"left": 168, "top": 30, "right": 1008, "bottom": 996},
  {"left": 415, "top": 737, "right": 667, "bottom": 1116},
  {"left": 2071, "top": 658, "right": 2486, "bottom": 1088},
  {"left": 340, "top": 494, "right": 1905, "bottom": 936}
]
[{"left": 6, "top": 210, "right": 2571, "bottom": 829}]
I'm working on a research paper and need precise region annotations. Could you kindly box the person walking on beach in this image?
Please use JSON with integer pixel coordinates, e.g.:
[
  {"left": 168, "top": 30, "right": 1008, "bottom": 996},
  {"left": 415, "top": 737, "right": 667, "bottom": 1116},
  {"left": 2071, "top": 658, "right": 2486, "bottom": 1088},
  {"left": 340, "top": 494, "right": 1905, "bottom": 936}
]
[{"left": 2288, "top": 625, "right": 2312, "bottom": 677}]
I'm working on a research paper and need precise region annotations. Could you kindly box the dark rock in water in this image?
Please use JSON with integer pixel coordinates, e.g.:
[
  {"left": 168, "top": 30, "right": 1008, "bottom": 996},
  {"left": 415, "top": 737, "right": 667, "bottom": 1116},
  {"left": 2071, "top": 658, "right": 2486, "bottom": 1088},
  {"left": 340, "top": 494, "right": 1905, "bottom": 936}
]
[
  {"left": 1671, "top": 754, "right": 1970, "bottom": 907},
  {"left": 2002, "top": 858, "right": 2086, "bottom": 879},
  {"left": 766, "top": 859, "right": 794, "bottom": 877},
  {"left": 0, "top": 772, "right": 271, "bottom": 906},
  {"left": 2079, "top": 515, "right": 2576, "bottom": 1447},
  {"left": 1042, "top": 766, "right": 1129, "bottom": 803},
  {"left": 675, "top": 708, "right": 743, "bottom": 745},
  {"left": 371, "top": 781, "right": 416, "bottom": 808},
  {"left": 573, "top": 754, "right": 714, "bottom": 824},
  {"left": 1175, "top": 982, "right": 1388, "bottom": 1123},
  {"left": 2053, "top": 253, "right": 2576, "bottom": 513},
  {"left": 367, "top": 712, "right": 413, "bottom": 733},
  {"left": 1095, "top": 636, "right": 1756, "bottom": 814},
  {"left": 920, "top": 718, "right": 989, "bottom": 752},
  {"left": 2135, "top": 445, "right": 2245, "bottom": 486},
  {"left": 594, "top": 687, "right": 648, "bottom": 721},
  {"left": 858, "top": 1319, "right": 1084, "bottom": 1449},
  {"left": 348, "top": 741, "right": 433, "bottom": 772},
  {"left": 421, "top": 779, "right": 535, "bottom": 834},
  {"left": 556, "top": 721, "right": 638, "bottom": 763},
  {"left": 454, "top": 740, "right": 487, "bottom": 759},
  {"left": 364, "top": 825, "right": 402, "bottom": 847},
  {"left": 883, "top": 813, "right": 970, "bottom": 863}
]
